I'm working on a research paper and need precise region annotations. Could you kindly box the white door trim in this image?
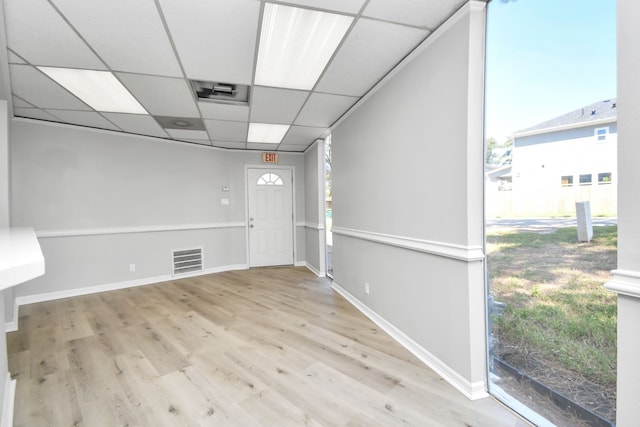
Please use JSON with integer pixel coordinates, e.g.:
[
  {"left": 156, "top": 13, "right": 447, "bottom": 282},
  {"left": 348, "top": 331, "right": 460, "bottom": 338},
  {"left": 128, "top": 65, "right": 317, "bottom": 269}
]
[{"left": 245, "top": 165, "right": 297, "bottom": 267}]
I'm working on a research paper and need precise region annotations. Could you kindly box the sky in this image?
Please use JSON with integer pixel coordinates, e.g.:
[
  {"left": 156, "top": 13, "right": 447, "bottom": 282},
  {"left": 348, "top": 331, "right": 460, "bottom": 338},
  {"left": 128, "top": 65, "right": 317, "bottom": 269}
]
[{"left": 484, "top": 0, "right": 617, "bottom": 143}]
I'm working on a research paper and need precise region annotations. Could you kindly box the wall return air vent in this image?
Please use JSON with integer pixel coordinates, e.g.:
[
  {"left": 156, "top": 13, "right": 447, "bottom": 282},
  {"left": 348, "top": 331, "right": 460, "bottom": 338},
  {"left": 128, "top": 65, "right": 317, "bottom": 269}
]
[
  {"left": 190, "top": 80, "right": 250, "bottom": 105},
  {"left": 172, "top": 248, "right": 203, "bottom": 276}
]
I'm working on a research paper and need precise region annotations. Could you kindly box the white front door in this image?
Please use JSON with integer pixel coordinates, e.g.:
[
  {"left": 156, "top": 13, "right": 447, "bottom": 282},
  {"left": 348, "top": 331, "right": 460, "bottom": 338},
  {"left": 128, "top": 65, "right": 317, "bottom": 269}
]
[{"left": 247, "top": 168, "right": 294, "bottom": 267}]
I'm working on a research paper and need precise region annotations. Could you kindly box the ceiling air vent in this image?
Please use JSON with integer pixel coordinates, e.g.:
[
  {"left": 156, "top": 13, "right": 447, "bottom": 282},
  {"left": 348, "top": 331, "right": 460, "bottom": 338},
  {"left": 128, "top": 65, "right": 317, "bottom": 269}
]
[
  {"left": 172, "top": 248, "right": 203, "bottom": 276},
  {"left": 154, "top": 116, "right": 206, "bottom": 130},
  {"left": 190, "top": 80, "right": 250, "bottom": 105}
]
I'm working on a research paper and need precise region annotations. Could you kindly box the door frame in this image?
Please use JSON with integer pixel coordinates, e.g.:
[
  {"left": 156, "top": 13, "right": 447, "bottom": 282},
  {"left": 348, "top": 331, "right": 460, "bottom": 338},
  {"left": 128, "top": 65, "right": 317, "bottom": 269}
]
[{"left": 244, "top": 164, "right": 297, "bottom": 267}]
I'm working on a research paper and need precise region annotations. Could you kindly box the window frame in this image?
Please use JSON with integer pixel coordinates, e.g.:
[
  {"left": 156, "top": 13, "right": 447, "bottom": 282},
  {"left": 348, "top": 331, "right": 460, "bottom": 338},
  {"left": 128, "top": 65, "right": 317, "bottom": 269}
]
[
  {"left": 598, "top": 172, "right": 612, "bottom": 185},
  {"left": 257, "top": 172, "right": 284, "bottom": 186},
  {"left": 579, "top": 173, "right": 593, "bottom": 185},
  {"left": 561, "top": 175, "right": 574, "bottom": 187},
  {"left": 595, "top": 126, "right": 609, "bottom": 142}
]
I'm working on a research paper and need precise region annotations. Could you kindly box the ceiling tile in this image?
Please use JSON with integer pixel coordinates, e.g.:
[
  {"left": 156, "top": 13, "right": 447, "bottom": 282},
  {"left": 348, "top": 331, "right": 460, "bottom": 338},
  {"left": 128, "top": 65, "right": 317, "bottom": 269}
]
[
  {"left": 280, "top": 125, "right": 327, "bottom": 146},
  {"left": 12, "top": 96, "right": 34, "bottom": 108},
  {"left": 4, "top": 0, "right": 105, "bottom": 69},
  {"left": 198, "top": 102, "right": 249, "bottom": 122},
  {"left": 116, "top": 73, "right": 199, "bottom": 117},
  {"left": 277, "top": 144, "right": 307, "bottom": 152},
  {"left": 250, "top": 87, "right": 309, "bottom": 124},
  {"left": 182, "top": 139, "right": 213, "bottom": 146},
  {"left": 204, "top": 119, "right": 248, "bottom": 142},
  {"left": 158, "top": 0, "right": 259, "bottom": 84},
  {"left": 246, "top": 142, "right": 279, "bottom": 150},
  {"left": 363, "top": 0, "right": 465, "bottom": 29},
  {"left": 282, "top": 0, "right": 366, "bottom": 14},
  {"left": 51, "top": 0, "right": 183, "bottom": 77},
  {"left": 13, "top": 108, "right": 60, "bottom": 121},
  {"left": 102, "top": 113, "right": 170, "bottom": 138},
  {"left": 295, "top": 92, "right": 357, "bottom": 127},
  {"left": 7, "top": 50, "right": 26, "bottom": 64},
  {"left": 212, "top": 141, "right": 247, "bottom": 149},
  {"left": 44, "top": 110, "right": 121, "bottom": 130},
  {"left": 165, "top": 129, "right": 210, "bottom": 140},
  {"left": 316, "top": 18, "right": 428, "bottom": 97},
  {"left": 10, "top": 65, "right": 91, "bottom": 110}
]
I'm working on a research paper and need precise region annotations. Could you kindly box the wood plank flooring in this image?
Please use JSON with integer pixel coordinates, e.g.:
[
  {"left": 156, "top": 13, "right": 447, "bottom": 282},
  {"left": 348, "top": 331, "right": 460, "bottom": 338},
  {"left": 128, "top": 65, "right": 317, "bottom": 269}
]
[{"left": 7, "top": 267, "right": 529, "bottom": 426}]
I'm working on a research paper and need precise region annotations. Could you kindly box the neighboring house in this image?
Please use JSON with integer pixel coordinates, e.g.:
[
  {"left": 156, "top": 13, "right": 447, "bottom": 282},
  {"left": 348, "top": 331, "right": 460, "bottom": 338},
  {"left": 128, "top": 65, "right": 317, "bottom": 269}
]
[
  {"left": 490, "top": 99, "right": 617, "bottom": 217},
  {"left": 485, "top": 164, "right": 512, "bottom": 218}
]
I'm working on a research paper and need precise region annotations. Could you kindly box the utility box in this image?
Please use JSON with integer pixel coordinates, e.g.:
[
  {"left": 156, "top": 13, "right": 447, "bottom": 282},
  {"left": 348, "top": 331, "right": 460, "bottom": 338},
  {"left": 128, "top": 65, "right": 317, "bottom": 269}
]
[{"left": 576, "top": 201, "right": 593, "bottom": 242}]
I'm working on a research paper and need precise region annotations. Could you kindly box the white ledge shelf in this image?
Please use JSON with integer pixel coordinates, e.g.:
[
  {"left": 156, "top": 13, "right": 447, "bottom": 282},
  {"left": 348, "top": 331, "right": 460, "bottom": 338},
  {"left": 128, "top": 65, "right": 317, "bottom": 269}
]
[
  {"left": 0, "top": 228, "right": 45, "bottom": 290},
  {"left": 605, "top": 269, "right": 640, "bottom": 298}
]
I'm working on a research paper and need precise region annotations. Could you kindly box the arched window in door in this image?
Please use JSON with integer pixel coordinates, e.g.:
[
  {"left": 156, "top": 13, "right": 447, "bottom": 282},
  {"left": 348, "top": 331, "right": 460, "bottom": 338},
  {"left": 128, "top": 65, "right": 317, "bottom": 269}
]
[{"left": 257, "top": 172, "right": 283, "bottom": 186}]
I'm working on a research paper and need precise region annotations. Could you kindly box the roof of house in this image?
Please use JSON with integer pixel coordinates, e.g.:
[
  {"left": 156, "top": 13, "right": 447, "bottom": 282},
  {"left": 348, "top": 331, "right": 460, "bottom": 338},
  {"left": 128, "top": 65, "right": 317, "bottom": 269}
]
[
  {"left": 517, "top": 98, "right": 617, "bottom": 134},
  {"left": 485, "top": 164, "right": 512, "bottom": 179}
]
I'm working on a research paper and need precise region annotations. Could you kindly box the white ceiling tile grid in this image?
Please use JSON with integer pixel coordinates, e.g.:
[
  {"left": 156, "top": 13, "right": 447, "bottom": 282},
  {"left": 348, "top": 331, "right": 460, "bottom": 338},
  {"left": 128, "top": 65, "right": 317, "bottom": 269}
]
[
  {"left": 315, "top": 18, "right": 429, "bottom": 97},
  {"left": 51, "top": 0, "right": 183, "bottom": 77},
  {"left": 3, "top": 0, "right": 464, "bottom": 152},
  {"left": 5, "top": 0, "right": 106, "bottom": 70},
  {"left": 116, "top": 73, "right": 199, "bottom": 117},
  {"left": 157, "top": 0, "right": 260, "bottom": 84},
  {"left": 44, "top": 110, "right": 121, "bottom": 131},
  {"left": 250, "top": 86, "right": 309, "bottom": 124}
]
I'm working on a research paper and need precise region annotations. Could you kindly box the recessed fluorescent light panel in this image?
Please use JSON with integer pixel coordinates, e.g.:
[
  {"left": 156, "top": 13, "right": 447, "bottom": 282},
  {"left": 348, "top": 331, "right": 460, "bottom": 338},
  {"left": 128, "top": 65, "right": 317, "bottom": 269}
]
[
  {"left": 255, "top": 3, "right": 353, "bottom": 90},
  {"left": 248, "top": 123, "right": 290, "bottom": 143},
  {"left": 37, "top": 67, "right": 147, "bottom": 114}
]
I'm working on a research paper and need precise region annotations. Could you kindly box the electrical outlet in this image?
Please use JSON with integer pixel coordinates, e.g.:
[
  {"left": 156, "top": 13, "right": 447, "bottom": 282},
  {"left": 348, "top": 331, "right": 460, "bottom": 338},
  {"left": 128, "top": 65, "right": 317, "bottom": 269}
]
[
  {"left": 129, "top": 264, "right": 136, "bottom": 272},
  {"left": 365, "top": 282, "right": 370, "bottom": 295}
]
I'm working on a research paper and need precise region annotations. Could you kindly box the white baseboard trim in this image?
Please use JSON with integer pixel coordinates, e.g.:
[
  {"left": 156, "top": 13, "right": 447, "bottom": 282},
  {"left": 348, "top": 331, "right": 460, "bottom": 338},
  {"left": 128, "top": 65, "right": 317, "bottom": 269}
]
[
  {"left": 7, "top": 264, "right": 248, "bottom": 331},
  {"left": 295, "top": 261, "right": 325, "bottom": 278},
  {"left": 305, "top": 263, "right": 325, "bottom": 278},
  {"left": 332, "top": 281, "right": 488, "bottom": 401},
  {"left": 4, "top": 299, "right": 19, "bottom": 333},
  {"left": 1, "top": 374, "right": 15, "bottom": 427}
]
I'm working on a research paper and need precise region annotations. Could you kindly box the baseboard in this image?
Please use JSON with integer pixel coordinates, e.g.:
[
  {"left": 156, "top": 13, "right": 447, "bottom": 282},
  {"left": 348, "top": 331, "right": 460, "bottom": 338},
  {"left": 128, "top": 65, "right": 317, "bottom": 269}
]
[
  {"left": 4, "top": 298, "right": 18, "bottom": 333},
  {"left": 294, "top": 261, "right": 326, "bottom": 278},
  {"left": 332, "top": 282, "right": 488, "bottom": 400},
  {"left": 304, "top": 262, "right": 325, "bottom": 278},
  {"left": 8, "top": 264, "right": 249, "bottom": 331},
  {"left": 1, "top": 374, "right": 15, "bottom": 427}
]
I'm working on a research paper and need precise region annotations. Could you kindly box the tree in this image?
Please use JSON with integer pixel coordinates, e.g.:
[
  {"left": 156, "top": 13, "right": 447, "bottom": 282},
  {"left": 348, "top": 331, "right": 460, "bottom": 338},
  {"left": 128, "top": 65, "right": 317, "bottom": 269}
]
[
  {"left": 485, "top": 137, "right": 513, "bottom": 166},
  {"left": 486, "top": 137, "right": 500, "bottom": 165},
  {"left": 325, "top": 136, "right": 332, "bottom": 199}
]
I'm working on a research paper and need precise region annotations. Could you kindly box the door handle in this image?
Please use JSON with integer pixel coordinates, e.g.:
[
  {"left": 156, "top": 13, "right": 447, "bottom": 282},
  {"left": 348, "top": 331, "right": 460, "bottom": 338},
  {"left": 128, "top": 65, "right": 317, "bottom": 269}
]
[{"left": 249, "top": 224, "right": 254, "bottom": 228}]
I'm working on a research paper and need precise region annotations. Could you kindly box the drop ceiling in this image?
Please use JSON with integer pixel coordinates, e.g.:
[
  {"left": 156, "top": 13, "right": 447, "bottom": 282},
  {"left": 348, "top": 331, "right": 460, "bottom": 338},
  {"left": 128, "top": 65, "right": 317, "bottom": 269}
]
[{"left": 3, "top": 0, "right": 466, "bottom": 152}]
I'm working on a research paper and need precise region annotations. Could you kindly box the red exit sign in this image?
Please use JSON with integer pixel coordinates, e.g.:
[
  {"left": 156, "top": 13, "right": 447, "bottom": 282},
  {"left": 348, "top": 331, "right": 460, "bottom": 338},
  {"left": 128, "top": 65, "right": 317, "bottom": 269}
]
[{"left": 262, "top": 152, "right": 278, "bottom": 163}]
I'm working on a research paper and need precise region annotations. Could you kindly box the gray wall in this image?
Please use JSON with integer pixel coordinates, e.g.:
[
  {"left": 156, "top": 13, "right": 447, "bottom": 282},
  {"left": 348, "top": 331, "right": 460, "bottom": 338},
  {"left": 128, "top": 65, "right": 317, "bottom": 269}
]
[
  {"left": 0, "top": 100, "right": 8, "bottom": 227},
  {"left": 11, "top": 120, "right": 307, "bottom": 298},
  {"left": 0, "top": 99, "right": 9, "bottom": 422},
  {"left": 331, "top": 3, "right": 487, "bottom": 396}
]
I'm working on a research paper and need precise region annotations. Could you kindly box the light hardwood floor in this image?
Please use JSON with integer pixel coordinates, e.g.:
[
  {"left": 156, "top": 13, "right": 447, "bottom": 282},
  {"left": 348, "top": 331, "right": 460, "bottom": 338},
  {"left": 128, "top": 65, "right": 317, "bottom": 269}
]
[{"left": 7, "top": 267, "right": 528, "bottom": 426}]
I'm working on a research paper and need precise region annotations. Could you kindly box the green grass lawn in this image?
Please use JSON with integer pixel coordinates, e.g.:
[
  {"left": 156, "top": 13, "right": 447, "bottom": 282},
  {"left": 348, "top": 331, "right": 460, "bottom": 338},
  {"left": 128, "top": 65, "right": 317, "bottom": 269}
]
[{"left": 487, "top": 226, "right": 617, "bottom": 389}]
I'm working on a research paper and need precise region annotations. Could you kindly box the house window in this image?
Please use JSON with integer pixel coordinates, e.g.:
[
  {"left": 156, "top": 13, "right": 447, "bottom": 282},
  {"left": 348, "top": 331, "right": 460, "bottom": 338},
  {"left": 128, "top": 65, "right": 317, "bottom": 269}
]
[
  {"left": 561, "top": 175, "right": 574, "bottom": 186},
  {"left": 598, "top": 172, "right": 612, "bottom": 184},
  {"left": 579, "top": 174, "right": 592, "bottom": 185},
  {"left": 257, "top": 172, "right": 284, "bottom": 186},
  {"left": 595, "top": 127, "right": 609, "bottom": 142}
]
